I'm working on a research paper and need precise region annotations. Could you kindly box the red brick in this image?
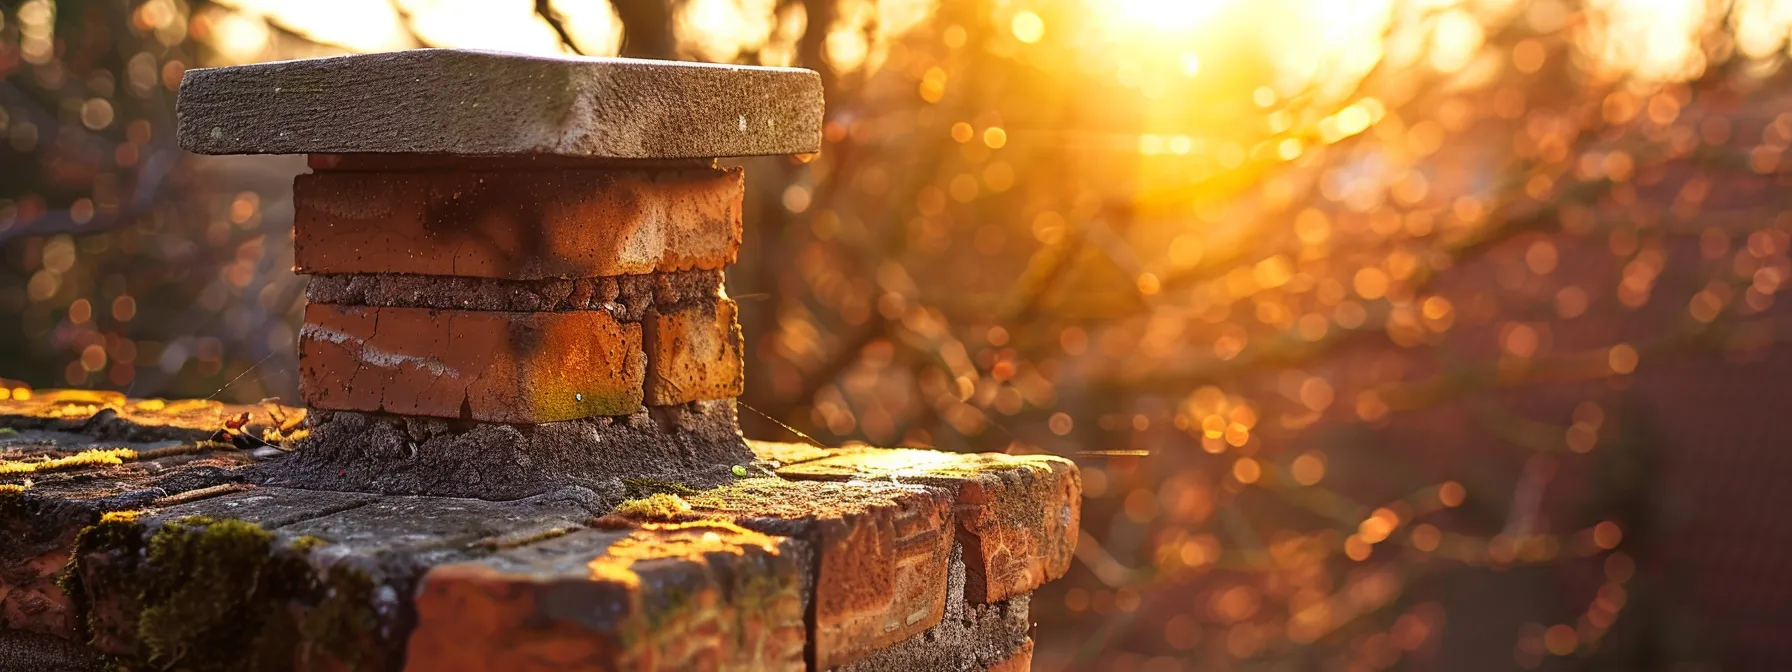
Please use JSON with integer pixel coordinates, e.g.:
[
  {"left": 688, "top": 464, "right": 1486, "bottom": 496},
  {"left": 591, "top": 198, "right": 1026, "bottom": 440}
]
[
  {"left": 984, "top": 638, "right": 1034, "bottom": 672},
  {"left": 776, "top": 448, "right": 1081, "bottom": 604},
  {"left": 293, "top": 167, "right": 742, "bottom": 280},
  {"left": 299, "top": 304, "right": 644, "bottom": 423},
  {"left": 608, "top": 478, "right": 955, "bottom": 669},
  {"left": 645, "top": 298, "right": 744, "bottom": 405},
  {"left": 405, "top": 522, "right": 807, "bottom": 672},
  {"left": 0, "top": 537, "right": 78, "bottom": 638}
]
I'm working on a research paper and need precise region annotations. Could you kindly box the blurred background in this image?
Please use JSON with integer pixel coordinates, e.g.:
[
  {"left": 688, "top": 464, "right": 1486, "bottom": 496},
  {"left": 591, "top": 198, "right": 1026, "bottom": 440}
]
[{"left": 4, "top": 0, "right": 1792, "bottom": 669}]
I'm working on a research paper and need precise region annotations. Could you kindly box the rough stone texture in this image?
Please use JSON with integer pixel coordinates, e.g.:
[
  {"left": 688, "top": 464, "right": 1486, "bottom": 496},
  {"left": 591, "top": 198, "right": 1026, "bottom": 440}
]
[
  {"left": 606, "top": 477, "right": 956, "bottom": 669},
  {"left": 306, "top": 154, "right": 715, "bottom": 172},
  {"left": 262, "top": 401, "right": 753, "bottom": 500},
  {"left": 0, "top": 629, "right": 100, "bottom": 671},
  {"left": 0, "top": 392, "right": 1077, "bottom": 671},
  {"left": 982, "top": 639, "right": 1035, "bottom": 672},
  {"left": 177, "top": 49, "right": 823, "bottom": 159},
  {"left": 645, "top": 297, "right": 744, "bottom": 406},
  {"left": 299, "top": 303, "right": 646, "bottom": 423},
  {"left": 777, "top": 447, "right": 1082, "bottom": 604},
  {"left": 305, "top": 269, "right": 723, "bottom": 316},
  {"left": 407, "top": 521, "right": 809, "bottom": 671},
  {"left": 66, "top": 486, "right": 604, "bottom": 671},
  {"left": 0, "top": 388, "right": 306, "bottom": 447},
  {"left": 293, "top": 167, "right": 743, "bottom": 280},
  {"left": 746, "top": 440, "right": 833, "bottom": 467},
  {"left": 839, "top": 545, "right": 1032, "bottom": 672}
]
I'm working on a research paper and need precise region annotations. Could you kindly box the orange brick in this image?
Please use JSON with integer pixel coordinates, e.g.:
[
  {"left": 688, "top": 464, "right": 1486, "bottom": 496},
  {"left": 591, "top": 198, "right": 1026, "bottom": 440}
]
[
  {"left": 293, "top": 167, "right": 742, "bottom": 280},
  {"left": 645, "top": 298, "right": 744, "bottom": 405},
  {"left": 608, "top": 478, "right": 955, "bottom": 669},
  {"left": 984, "top": 638, "right": 1034, "bottom": 672},
  {"left": 405, "top": 522, "right": 807, "bottom": 672},
  {"left": 299, "top": 304, "right": 644, "bottom": 423},
  {"left": 776, "top": 448, "right": 1081, "bottom": 604},
  {"left": 0, "top": 532, "right": 79, "bottom": 638}
]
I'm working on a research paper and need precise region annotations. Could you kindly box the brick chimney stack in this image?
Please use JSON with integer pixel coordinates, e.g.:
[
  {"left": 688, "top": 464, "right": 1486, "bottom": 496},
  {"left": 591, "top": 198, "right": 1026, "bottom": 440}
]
[{"left": 177, "top": 49, "right": 823, "bottom": 497}]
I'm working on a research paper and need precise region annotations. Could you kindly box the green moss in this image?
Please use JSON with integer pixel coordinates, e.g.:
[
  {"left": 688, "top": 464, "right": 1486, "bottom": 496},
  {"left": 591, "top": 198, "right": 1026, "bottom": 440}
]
[
  {"left": 56, "top": 516, "right": 143, "bottom": 645},
  {"left": 135, "top": 516, "right": 284, "bottom": 669},
  {"left": 288, "top": 535, "right": 328, "bottom": 552},
  {"left": 56, "top": 513, "right": 397, "bottom": 671},
  {"left": 0, "top": 489, "right": 24, "bottom": 519},
  {"left": 613, "top": 492, "right": 695, "bottom": 519},
  {"left": 621, "top": 476, "right": 700, "bottom": 499},
  {"left": 297, "top": 564, "right": 381, "bottom": 670}
]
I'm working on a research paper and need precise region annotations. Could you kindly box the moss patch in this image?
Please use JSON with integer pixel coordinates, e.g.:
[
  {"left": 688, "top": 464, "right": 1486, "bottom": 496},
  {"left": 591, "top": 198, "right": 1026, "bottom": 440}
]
[
  {"left": 612, "top": 492, "right": 696, "bottom": 519},
  {"left": 62, "top": 516, "right": 400, "bottom": 672},
  {"left": 296, "top": 564, "right": 381, "bottom": 671},
  {"left": 134, "top": 516, "right": 289, "bottom": 669},
  {"left": 0, "top": 447, "right": 137, "bottom": 475},
  {"left": 621, "top": 476, "right": 701, "bottom": 499}
]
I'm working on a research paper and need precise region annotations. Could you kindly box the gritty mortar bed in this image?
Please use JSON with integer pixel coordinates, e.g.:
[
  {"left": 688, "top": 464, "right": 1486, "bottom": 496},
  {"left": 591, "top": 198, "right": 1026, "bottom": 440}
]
[
  {"left": 305, "top": 269, "right": 725, "bottom": 317},
  {"left": 255, "top": 399, "right": 755, "bottom": 500}
]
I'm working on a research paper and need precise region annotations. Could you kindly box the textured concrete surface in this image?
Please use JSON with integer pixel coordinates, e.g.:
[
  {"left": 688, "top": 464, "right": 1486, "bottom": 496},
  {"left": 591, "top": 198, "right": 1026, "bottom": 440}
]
[
  {"left": 293, "top": 167, "right": 742, "bottom": 280},
  {"left": 644, "top": 297, "right": 745, "bottom": 405},
  {"left": 177, "top": 49, "right": 823, "bottom": 159},
  {"left": 299, "top": 304, "right": 646, "bottom": 423}
]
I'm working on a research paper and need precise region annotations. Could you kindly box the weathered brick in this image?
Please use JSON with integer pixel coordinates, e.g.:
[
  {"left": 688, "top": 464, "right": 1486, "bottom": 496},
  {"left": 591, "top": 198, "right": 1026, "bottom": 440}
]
[
  {"left": 0, "top": 502, "right": 83, "bottom": 639},
  {"left": 777, "top": 448, "right": 1081, "bottom": 604},
  {"left": 609, "top": 478, "right": 955, "bottom": 669},
  {"left": 299, "top": 304, "right": 645, "bottom": 423},
  {"left": 983, "top": 638, "right": 1034, "bottom": 672},
  {"left": 645, "top": 298, "right": 744, "bottom": 405},
  {"left": 293, "top": 168, "right": 743, "bottom": 280},
  {"left": 405, "top": 521, "right": 808, "bottom": 672}
]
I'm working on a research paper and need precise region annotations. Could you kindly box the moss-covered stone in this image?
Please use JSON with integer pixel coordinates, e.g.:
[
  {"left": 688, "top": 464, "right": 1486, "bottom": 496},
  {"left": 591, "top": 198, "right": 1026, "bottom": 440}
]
[
  {"left": 60, "top": 513, "right": 394, "bottom": 672},
  {"left": 134, "top": 516, "right": 294, "bottom": 670}
]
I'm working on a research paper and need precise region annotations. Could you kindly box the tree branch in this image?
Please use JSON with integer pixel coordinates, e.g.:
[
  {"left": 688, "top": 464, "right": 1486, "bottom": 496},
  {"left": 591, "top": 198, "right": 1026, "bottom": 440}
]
[{"left": 534, "top": 0, "right": 586, "bottom": 55}]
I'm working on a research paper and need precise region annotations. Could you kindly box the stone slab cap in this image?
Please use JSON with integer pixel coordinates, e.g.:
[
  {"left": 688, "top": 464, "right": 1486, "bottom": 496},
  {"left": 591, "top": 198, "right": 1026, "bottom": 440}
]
[{"left": 177, "top": 49, "right": 823, "bottom": 159}]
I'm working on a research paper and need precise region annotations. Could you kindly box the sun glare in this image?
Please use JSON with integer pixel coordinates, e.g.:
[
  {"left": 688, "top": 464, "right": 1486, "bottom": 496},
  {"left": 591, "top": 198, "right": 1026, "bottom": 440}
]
[{"left": 1105, "top": 0, "right": 1233, "bottom": 32}]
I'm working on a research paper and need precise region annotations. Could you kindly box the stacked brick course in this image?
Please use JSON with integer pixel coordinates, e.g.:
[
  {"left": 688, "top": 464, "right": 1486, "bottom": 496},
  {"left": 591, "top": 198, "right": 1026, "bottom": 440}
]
[{"left": 292, "top": 160, "right": 747, "bottom": 424}]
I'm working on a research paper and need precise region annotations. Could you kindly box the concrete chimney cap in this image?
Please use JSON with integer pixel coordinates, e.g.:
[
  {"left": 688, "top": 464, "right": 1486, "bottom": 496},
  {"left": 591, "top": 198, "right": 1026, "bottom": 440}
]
[{"left": 176, "top": 48, "right": 824, "bottom": 160}]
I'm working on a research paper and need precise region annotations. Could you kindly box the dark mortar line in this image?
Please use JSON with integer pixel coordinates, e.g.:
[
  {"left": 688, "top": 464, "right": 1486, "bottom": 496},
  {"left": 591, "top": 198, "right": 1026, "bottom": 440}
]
[{"left": 259, "top": 498, "right": 380, "bottom": 532}]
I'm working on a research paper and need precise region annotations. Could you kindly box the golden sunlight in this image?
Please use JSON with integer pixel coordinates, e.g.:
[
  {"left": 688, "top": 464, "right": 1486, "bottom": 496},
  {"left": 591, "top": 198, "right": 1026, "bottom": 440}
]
[{"left": 1102, "top": 0, "right": 1233, "bottom": 32}]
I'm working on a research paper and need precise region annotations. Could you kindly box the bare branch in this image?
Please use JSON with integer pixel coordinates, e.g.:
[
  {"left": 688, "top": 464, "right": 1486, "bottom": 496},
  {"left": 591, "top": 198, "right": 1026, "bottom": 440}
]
[{"left": 534, "top": 0, "right": 586, "bottom": 55}]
